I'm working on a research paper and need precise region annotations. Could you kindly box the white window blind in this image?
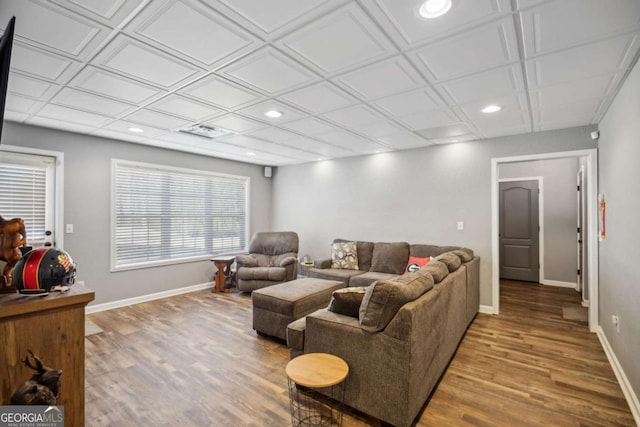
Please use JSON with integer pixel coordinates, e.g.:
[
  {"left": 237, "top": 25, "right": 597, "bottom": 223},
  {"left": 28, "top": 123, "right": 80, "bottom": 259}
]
[
  {"left": 0, "top": 152, "right": 54, "bottom": 247},
  {"left": 113, "top": 160, "right": 248, "bottom": 270}
]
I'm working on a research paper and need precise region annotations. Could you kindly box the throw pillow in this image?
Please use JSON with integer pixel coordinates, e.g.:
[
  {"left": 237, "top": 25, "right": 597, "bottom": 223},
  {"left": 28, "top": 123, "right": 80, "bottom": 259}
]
[
  {"left": 370, "top": 242, "right": 410, "bottom": 275},
  {"left": 404, "top": 256, "right": 431, "bottom": 275},
  {"left": 328, "top": 287, "right": 367, "bottom": 318},
  {"left": 331, "top": 241, "right": 359, "bottom": 270}
]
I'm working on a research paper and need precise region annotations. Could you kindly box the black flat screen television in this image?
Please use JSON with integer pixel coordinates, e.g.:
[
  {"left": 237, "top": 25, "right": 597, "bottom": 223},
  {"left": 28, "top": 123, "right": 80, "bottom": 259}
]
[{"left": 0, "top": 16, "right": 16, "bottom": 144}]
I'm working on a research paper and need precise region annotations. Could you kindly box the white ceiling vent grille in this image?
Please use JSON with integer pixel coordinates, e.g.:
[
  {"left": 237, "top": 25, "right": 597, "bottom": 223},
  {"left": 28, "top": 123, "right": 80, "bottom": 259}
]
[{"left": 180, "top": 124, "right": 232, "bottom": 139}]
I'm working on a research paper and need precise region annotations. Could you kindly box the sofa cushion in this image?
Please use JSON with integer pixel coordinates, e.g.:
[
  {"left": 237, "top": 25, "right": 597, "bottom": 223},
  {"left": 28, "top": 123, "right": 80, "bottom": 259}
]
[
  {"left": 370, "top": 242, "right": 410, "bottom": 275},
  {"left": 404, "top": 255, "right": 431, "bottom": 274},
  {"left": 308, "top": 267, "right": 366, "bottom": 285},
  {"left": 358, "top": 271, "right": 435, "bottom": 332},
  {"left": 410, "top": 244, "right": 460, "bottom": 258},
  {"left": 237, "top": 266, "right": 286, "bottom": 281},
  {"left": 420, "top": 260, "right": 449, "bottom": 283},
  {"left": 328, "top": 287, "right": 367, "bottom": 318},
  {"left": 334, "top": 239, "right": 374, "bottom": 271},
  {"left": 331, "top": 241, "right": 359, "bottom": 270},
  {"left": 451, "top": 248, "right": 474, "bottom": 262},
  {"left": 433, "top": 252, "right": 462, "bottom": 272},
  {"left": 349, "top": 271, "right": 398, "bottom": 288}
]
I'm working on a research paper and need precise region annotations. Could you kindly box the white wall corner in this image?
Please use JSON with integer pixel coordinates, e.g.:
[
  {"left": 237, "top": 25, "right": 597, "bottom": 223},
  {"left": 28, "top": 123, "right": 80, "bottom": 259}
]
[
  {"left": 596, "top": 327, "right": 640, "bottom": 425},
  {"left": 479, "top": 305, "right": 498, "bottom": 315}
]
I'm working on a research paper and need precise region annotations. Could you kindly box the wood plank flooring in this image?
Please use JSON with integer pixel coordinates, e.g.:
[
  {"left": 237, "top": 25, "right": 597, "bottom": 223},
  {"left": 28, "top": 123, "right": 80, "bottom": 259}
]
[{"left": 85, "top": 281, "right": 635, "bottom": 426}]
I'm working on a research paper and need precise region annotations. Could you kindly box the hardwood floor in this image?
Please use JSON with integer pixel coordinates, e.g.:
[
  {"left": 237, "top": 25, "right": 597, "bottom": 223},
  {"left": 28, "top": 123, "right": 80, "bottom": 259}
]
[{"left": 85, "top": 281, "right": 635, "bottom": 426}]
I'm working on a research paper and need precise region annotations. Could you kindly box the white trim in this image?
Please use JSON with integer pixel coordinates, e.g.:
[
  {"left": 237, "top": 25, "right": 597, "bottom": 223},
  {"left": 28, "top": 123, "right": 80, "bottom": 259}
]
[
  {"left": 498, "top": 176, "right": 544, "bottom": 284},
  {"left": 540, "top": 279, "right": 577, "bottom": 288},
  {"left": 491, "top": 149, "right": 599, "bottom": 333},
  {"left": 85, "top": 281, "right": 215, "bottom": 314},
  {"left": 0, "top": 144, "right": 65, "bottom": 249},
  {"left": 596, "top": 327, "right": 640, "bottom": 426},
  {"left": 479, "top": 305, "right": 497, "bottom": 315}
]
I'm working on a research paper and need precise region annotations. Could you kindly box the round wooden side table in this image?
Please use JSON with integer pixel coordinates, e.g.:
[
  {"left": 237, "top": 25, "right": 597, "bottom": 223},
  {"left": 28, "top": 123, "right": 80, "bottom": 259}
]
[{"left": 286, "top": 353, "right": 349, "bottom": 427}]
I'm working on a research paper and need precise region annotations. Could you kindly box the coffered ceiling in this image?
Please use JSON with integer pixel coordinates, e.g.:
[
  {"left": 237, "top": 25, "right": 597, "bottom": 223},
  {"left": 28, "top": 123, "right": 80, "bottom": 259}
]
[{"left": 2, "top": 0, "right": 640, "bottom": 166}]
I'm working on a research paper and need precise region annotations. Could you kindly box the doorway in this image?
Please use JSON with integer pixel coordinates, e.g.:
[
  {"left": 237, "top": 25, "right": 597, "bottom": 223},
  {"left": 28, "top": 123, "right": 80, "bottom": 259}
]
[
  {"left": 491, "top": 149, "right": 599, "bottom": 332},
  {"left": 499, "top": 179, "right": 540, "bottom": 283}
]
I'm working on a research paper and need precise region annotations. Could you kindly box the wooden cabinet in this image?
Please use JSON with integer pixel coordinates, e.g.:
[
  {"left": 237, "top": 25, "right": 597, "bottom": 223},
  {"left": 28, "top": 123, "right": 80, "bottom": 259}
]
[{"left": 0, "top": 287, "right": 94, "bottom": 426}]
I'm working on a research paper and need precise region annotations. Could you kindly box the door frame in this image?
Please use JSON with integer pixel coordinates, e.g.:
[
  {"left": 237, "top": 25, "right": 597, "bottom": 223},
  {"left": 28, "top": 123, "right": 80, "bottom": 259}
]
[
  {"left": 491, "top": 149, "right": 599, "bottom": 332},
  {"left": 498, "top": 176, "right": 543, "bottom": 283},
  {"left": 0, "top": 144, "right": 65, "bottom": 249}
]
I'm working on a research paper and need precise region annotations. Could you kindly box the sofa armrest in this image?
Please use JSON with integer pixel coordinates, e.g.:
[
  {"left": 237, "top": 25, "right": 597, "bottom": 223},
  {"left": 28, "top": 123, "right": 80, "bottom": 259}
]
[
  {"left": 235, "top": 254, "right": 258, "bottom": 268},
  {"left": 278, "top": 256, "right": 297, "bottom": 267},
  {"left": 314, "top": 258, "right": 332, "bottom": 269}
]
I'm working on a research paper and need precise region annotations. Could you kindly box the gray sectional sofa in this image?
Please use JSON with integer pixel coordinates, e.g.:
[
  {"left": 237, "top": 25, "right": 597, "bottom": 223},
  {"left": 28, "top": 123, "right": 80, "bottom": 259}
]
[{"left": 288, "top": 239, "right": 480, "bottom": 427}]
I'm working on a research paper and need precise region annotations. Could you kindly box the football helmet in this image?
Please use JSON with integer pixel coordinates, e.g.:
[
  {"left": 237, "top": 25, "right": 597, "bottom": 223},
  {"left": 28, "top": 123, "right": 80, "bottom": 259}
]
[{"left": 12, "top": 247, "right": 76, "bottom": 294}]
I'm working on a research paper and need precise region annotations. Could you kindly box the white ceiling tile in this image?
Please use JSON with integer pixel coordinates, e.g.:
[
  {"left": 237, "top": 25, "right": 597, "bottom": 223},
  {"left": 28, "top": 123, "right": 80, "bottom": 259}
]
[
  {"left": 396, "top": 109, "right": 459, "bottom": 130},
  {"left": 460, "top": 93, "right": 528, "bottom": 120},
  {"left": 157, "top": 130, "right": 209, "bottom": 146},
  {"left": 530, "top": 74, "right": 620, "bottom": 111},
  {"left": 91, "top": 129, "right": 148, "bottom": 143},
  {"left": 217, "top": 134, "right": 304, "bottom": 158},
  {"left": 335, "top": 56, "right": 424, "bottom": 100},
  {"left": 377, "top": 131, "right": 432, "bottom": 149},
  {"left": 216, "top": 0, "right": 329, "bottom": 36},
  {"left": 94, "top": 35, "right": 204, "bottom": 89},
  {"left": 477, "top": 124, "right": 531, "bottom": 138},
  {"left": 51, "top": 88, "right": 135, "bottom": 117},
  {"left": 103, "top": 120, "right": 168, "bottom": 137},
  {"left": 322, "top": 104, "right": 385, "bottom": 127},
  {"left": 50, "top": 0, "right": 146, "bottom": 27},
  {"left": 354, "top": 121, "right": 405, "bottom": 138},
  {"left": 437, "top": 64, "right": 525, "bottom": 105},
  {"left": 127, "top": 0, "right": 257, "bottom": 67},
  {"left": 0, "top": 1, "right": 110, "bottom": 58},
  {"left": 281, "top": 117, "right": 338, "bottom": 135},
  {"left": 124, "top": 109, "right": 192, "bottom": 130},
  {"left": 409, "top": 17, "right": 520, "bottom": 82},
  {"left": 372, "top": 0, "right": 512, "bottom": 47},
  {"left": 179, "top": 75, "right": 261, "bottom": 109},
  {"left": 372, "top": 87, "right": 443, "bottom": 117},
  {"left": 247, "top": 127, "right": 351, "bottom": 157},
  {"left": 315, "top": 130, "right": 383, "bottom": 153},
  {"left": 218, "top": 46, "right": 317, "bottom": 94},
  {"left": 36, "top": 104, "right": 112, "bottom": 127},
  {"left": 10, "top": 42, "right": 80, "bottom": 83},
  {"left": 26, "top": 116, "right": 99, "bottom": 133},
  {"left": 69, "top": 67, "right": 163, "bottom": 104},
  {"left": 148, "top": 94, "right": 223, "bottom": 121},
  {"left": 526, "top": 34, "right": 640, "bottom": 89},
  {"left": 8, "top": 74, "right": 57, "bottom": 100},
  {"left": 204, "top": 114, "right": 267, "bottom": 133},
  {"left": 5, "top": 93, "right": 43, "bottom": 114},
  {"left": 534, "top": 98, "right": 601, "bottom": 130},
  {"left": 235, "top": 100, "right": 306, "bottom": 124},
  {"left": 279, "top": 82, "right": 355, "bottom": 114},
  {"left": 520, "top": 0, "right": 640, "bottom": 57},
  {"left": 4, "top": 111, "right": 30, "bottom": 123},
  {"left": 277, "top": 2, "right": 395, "bottom": 74}
]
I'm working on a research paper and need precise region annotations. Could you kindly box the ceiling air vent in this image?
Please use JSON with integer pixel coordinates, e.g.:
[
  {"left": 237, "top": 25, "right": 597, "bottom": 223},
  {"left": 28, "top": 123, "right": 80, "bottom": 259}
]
[{"left": 179, "top": 124, "right": 231, "bottom": 139}]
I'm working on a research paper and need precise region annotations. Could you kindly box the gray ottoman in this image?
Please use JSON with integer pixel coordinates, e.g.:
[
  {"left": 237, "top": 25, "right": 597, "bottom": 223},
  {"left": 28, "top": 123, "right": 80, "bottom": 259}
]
[{"left": 252, "top": 278, "right": 345, "bottom": 340}]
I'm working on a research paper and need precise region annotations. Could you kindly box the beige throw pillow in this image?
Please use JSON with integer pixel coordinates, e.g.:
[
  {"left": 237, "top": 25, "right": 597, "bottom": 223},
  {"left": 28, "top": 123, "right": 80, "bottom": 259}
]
[{"left": 331, "top": 241, "right": 359, "bottom": 270}]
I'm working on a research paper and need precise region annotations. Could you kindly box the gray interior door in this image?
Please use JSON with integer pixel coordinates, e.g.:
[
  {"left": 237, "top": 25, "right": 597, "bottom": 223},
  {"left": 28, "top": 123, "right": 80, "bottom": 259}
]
[{"left": 499, "top": 180, "right": 540, "bottom": 282}]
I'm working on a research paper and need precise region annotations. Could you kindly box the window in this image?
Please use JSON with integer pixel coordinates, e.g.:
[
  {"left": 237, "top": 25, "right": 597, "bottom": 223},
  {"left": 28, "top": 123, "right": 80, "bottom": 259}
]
[
  {"left": 0, "top": 151, "right": 56, "bottom": 248},
  {"left": 112, "top": 160, "right": 249, "bottom": 270}
]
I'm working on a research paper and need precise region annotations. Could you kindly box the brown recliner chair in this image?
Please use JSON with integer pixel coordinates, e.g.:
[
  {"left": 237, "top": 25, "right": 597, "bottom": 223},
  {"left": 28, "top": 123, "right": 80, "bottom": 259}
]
[{"left": 236, "top": 231, "right": 299, "bottom": 292}]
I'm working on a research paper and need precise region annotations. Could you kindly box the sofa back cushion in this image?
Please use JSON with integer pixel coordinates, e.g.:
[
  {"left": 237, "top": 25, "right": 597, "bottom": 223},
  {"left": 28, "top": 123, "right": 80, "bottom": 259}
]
[
  {"left": 334, "top": 239, "right": 374, "bottom": 271},
  {"left": 433, "top": 252, "right": 462, "bottom": 272},
  {"left": 451, "top": 248, "right": 474, "bottom": 262},
  {"left": 359, "top": 270, "right": 435, "bottom": 332},
  {"left": 370, "top": 242, "right": 410, "bottom": 274},
  {"left": 410, "top": 244, "right": 460, "bottom": 258},
  {"left": 420, "top": 260, "right": 449, "bottom": 283},
  {"left": 328, "top": 287, "right": 367, "bottom": 318}
]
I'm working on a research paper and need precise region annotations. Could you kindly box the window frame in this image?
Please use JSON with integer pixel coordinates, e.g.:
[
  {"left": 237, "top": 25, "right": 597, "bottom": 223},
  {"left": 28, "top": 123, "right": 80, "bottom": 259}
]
[{"left": 110, "top": 159, "right": 250, "bottom": 272}]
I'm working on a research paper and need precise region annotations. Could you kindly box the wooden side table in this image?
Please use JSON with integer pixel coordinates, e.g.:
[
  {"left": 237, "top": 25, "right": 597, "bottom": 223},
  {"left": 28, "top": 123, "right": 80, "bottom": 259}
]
[
  {"left": 298, "top": 261, "right": 314, "bottom": 278},
  {"left": 210, "top": 255, "right": 235, "bottom": 293},
  {"left": 286, "top": 353, "right": 349, "bottom": 426}
]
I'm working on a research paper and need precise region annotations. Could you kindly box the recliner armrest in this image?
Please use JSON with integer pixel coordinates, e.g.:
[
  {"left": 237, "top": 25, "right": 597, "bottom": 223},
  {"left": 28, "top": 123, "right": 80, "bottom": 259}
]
[
  {"left": 279, "top": 256, "right": 297, "bottom": 267},
  {"left": 236, "top": 254, "right": 258, "bottom": 267}
]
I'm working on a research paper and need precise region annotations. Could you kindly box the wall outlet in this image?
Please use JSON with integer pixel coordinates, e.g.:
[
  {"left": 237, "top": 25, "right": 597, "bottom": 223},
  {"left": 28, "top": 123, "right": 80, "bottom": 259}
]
[
  {"left": 611, "top": 315, "right": 620, "bottom": 333},
  {"left": 65, "top": 223, "right": 74, "bottom": 233},
  {"left": 457, "top": 221, "right": 464, "bottom": 231}
]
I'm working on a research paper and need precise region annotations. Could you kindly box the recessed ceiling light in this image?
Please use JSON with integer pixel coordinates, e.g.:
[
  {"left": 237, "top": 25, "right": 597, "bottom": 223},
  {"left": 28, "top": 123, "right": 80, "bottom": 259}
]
[
  {"left": 247, "top": 152, "right": 256, "bottom": 156},
  {"left": 128, "top": 127, "right": 144, "bottom": 133},
  {"left": 418, "top": 0, "right": 452, "bottom": 19},
  {"left": 264, "top": 110, "right": 283, "bottom": 119},
  {"left": 482, "top": 105, "right": 501, "bottom": 114}
]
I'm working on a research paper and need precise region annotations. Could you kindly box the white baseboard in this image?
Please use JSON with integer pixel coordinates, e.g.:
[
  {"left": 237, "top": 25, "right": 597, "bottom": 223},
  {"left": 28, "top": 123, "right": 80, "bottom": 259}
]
[
  {"left": 85, "top": 281, "right": 215, "bottom": 314},
  {"left": 540, "top": 279, "right": 577, "bottom": 288},
  {"left": 596, "top": 327, "right": 640, "bottom": 425},
  {"left": 479, "top": 305, "right": 497, "bottom": 315}
]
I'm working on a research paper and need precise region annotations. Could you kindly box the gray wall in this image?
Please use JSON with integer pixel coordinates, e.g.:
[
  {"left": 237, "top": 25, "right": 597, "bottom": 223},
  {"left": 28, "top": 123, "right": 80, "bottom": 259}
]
[
  {"left": 598, "top": 59, "right": 640, "bottom": 398},
  {"left": 1, "top": 122, "right": 272, "bottom": 305},
  {"left": 272, "top": 126, "right": 596, "bottom": 307},
  {"left": 499, "top": 157, "right": 579, "bottom": 284}
]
